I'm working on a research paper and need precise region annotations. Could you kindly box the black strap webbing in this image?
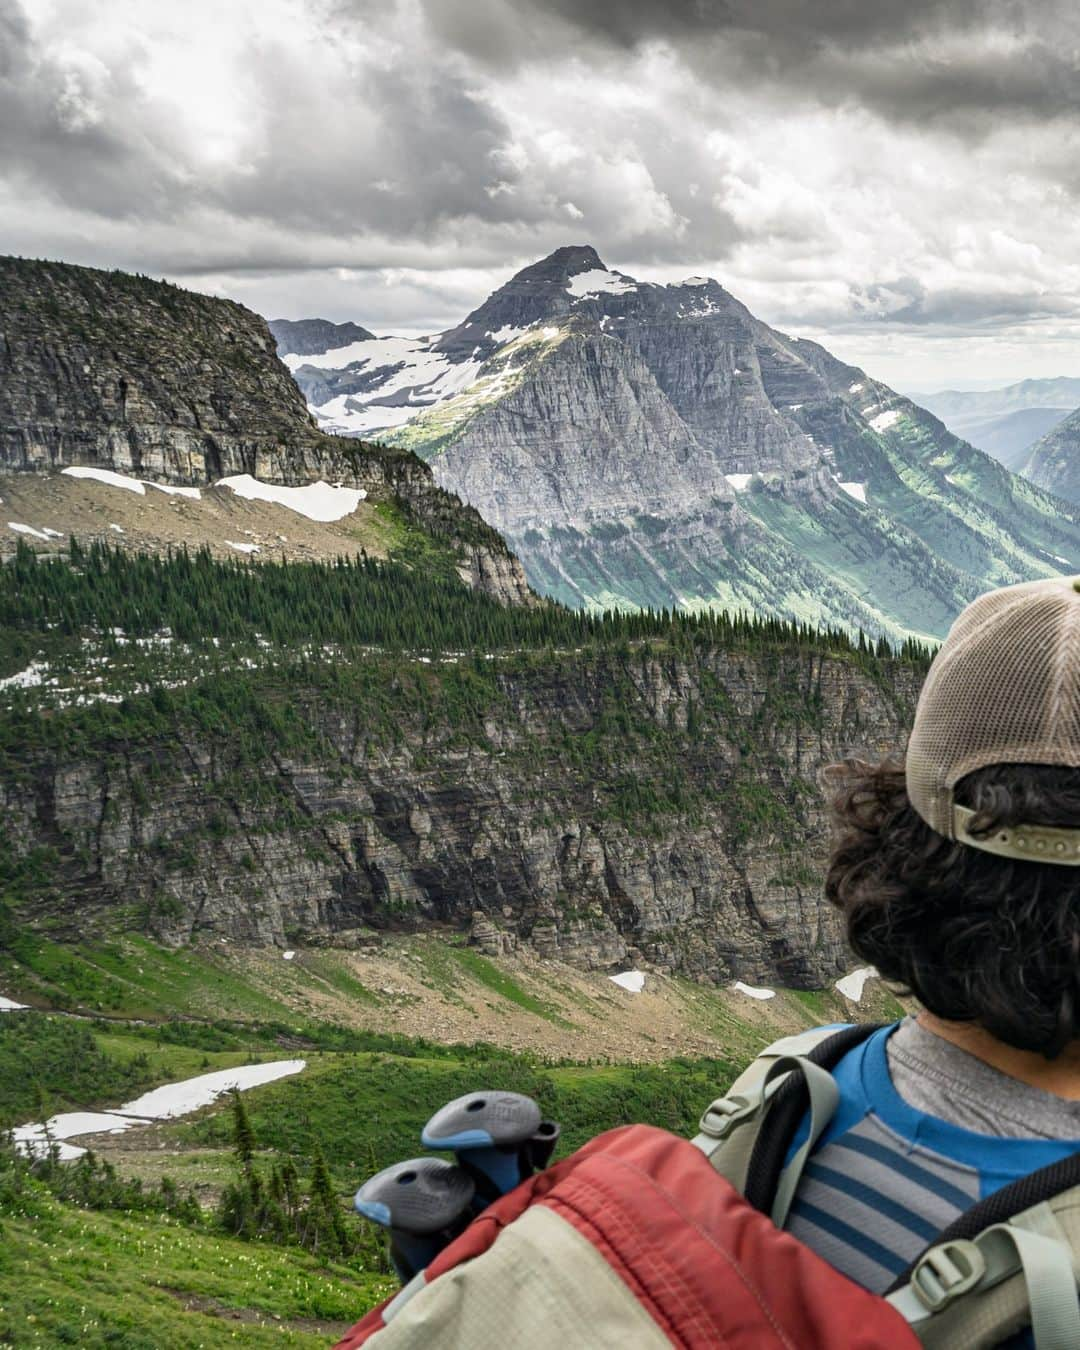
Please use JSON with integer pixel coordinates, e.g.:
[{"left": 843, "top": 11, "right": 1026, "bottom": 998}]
[{"left": 743, "top": 1022, "right": 884, "bottom": 1216}]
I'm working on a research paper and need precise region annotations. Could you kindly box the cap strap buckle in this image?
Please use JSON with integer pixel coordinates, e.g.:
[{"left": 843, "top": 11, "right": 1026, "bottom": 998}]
[{"left": 953, "top": 805, "right": 1080, "bottom": 866}]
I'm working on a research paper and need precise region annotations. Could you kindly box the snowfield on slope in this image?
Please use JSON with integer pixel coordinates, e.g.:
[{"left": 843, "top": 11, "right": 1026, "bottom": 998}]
[
  {"left": 215, "top": 475, "right": 366, "bottom": 522},
  {"left": 733, "top": 981, "right": 776, "bottom": 1000},
  {"left": 284, "top": 335, "right": 484, "bottom": 431},
  {"left": 608, "top": 970, "right": 646, "bottom": 993},
  {"left": 62, "top": 466, "right": 202, "bottom": 498},
  {"left": 567, "top": 268, "right": 637, "bottom": 298},
  {"left": 14, "top": 1060, "right": 307, "bottom": 1160}
]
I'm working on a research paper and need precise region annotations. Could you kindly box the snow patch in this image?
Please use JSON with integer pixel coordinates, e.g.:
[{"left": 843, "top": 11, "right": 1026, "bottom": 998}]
[
  {"left": 7, "top": 522, "right": 52, "bottom": 540},
  {"left": 609, "top": 970, "right": 646, "bottom": 994},
  {"left": 0, "top": 661, "right": 50, "bottom": 690},
  {"left": 566, "top": 269, "right": 637, "bottom": 298},
  {"left": 488, "top": 325, "right": 527, "bottom": 344},
  {"left": 61, "top": 466, "right": 201, "bottom": 498},
  {"left": 282, "top": 950, "right": 295, "bottom": 961},
  {"left": 288, "top": 333, "right": 496, "bottom": 436},
  {"left": 1054, "top": 555, "right": 1071, "bottom": 565},
  {"left": 849, "top": 382, "right": 864, "bottom": 394},
  {"left": 225, "top": 540, "right": 260, "bottom": 554},
  {"left": 733, "top": 981, "right": 776, "bottom": 1001},
  {"left": 835, "top": 967, "right": 878, "bottom": 1003},
  {"left": 109, "top": 523, "right": 125, "bottom": 534},
  {"left": 725, "top": 473, "right": 754, "bottom": 492},
  {"left": 14, "top": 1060, "right": 307, "bottom": 1160},
  {"left": 838, "top": 481, "right": 867, "bottom": 504},
  {"left": 679, "top": 276, "right": 710, "bottom": 287},
  {"left": 216, "top": 475, "right": 366, "bottom": 522},
  {"left": 122, "top": 1061, "right": 307, "bottom": 1120},
  {"left": 149, "top": 481, "right": 201, "bottom": 499},
  {"left": 870, "top": 409, "right": 903, "bottom": 433},
  {"left": 788, "top": 404, "right": 804, "bottom": 411},
  {"left": 62, "top": 466, "right": 146, "bottom": 494},
  {"left": 0, "top": 995, "right": 27, "bottom": 1011}
]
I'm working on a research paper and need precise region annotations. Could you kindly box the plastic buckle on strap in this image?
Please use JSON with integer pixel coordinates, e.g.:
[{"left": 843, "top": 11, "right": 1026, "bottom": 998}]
[
  {"left": 911, "top": 1240, "right": 986, "bottom": 1312},
  {"left": 697, "top": 1095, "right": 758, "bottom": 1141}
]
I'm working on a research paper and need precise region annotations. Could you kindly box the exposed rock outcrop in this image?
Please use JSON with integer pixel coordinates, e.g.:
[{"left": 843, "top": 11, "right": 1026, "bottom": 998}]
[{"left": 0, "top": 255, "right": 534, "bottom": 606}]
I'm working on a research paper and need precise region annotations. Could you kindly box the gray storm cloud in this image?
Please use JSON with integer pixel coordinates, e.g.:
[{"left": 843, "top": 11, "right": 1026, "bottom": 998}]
[{"left": 3, "top": 0, "right": 1080, "bottom": 386}]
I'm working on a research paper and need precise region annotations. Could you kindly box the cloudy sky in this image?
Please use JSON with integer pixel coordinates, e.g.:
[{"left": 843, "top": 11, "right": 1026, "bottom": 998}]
[{"left": 5, "top": 0, "right": 1080, "bottom": 389}]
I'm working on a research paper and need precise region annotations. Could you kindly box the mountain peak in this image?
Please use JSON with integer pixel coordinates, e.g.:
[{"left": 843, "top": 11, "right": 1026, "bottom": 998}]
[
  {"left": 518, "top": 244, "right": 608, "bottom": 281},
  {"left": 447, "top": 244, "right": 624, "bottom": 346}
]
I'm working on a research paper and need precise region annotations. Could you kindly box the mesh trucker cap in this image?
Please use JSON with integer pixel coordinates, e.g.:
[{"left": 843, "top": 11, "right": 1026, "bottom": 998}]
[{"left": 906, "top": 575, "right": 1080, "bottom": 864}]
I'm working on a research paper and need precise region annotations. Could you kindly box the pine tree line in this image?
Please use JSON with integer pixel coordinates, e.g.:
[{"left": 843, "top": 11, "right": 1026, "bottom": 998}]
[
  {"left": 217, "top": 1090, "right": 357, "bottom": 1260},
  {"left": 2, "top": 540, "right": 934, "bottom": 669}
]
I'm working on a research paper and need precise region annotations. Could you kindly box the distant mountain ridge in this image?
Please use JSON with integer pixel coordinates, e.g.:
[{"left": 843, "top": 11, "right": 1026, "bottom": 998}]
[
  {"left": 270, "top": 317, "right": 376, "bottom": 357},
  {"left": 275, "top": 245, "right": 1080, "bottom": 640},
  {"left": 1025, "top": 407, "right": 1080, "bottom": 504},
  {"left": 911, "top": 377, "right": 1080, "bottom": 470}
]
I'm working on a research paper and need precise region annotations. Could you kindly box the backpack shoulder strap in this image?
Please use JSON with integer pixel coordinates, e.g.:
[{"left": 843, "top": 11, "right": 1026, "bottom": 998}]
[
  {"left": 884, "top": 1154, "right": 1080, "bottom": 1349},
  {"left": 886, "top": 1183, "right": 1080, "bottom": 1349},
  {"left": 692, "top": 1023, "right": 881, "bottom": 1214}
]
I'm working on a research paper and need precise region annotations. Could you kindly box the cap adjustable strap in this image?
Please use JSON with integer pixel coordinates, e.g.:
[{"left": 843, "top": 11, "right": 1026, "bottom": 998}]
[{"left": 953, "top": 805, "right": 1080, "bottom": 866}]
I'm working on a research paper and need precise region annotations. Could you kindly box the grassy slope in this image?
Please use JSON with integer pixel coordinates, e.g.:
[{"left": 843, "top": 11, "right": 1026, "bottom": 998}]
[
  {"left": 0, "top": 1197, "right": 391, "bottom": 1349},
  {"left": 0, "top": 932, "right": 907, "bottom": 1348}
]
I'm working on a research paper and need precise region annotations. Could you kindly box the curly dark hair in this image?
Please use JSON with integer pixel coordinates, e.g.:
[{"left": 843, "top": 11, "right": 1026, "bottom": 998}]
[{"left": 825, "top": 758, "right": 1080, "bottom": 1058}]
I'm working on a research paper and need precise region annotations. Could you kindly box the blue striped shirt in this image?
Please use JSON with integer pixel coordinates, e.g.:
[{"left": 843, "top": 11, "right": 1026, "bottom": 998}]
[{"left": 787, "top": 1025, "right": 1080, "bottom": 1345}]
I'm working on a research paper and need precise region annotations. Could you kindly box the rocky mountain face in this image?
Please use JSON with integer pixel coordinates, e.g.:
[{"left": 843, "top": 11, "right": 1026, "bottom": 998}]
[
  {"left": 4, "top": 642, "right": 921, "bottom": 988},
  {"left": 1023, "top": 406, "right": 1080, "bottom": 504},
  {"left": 270, "top": 318, "right": 375, "bottom": 357},
  {"left": 0, "top": 256, "right": 533, "bottom": 605},
  {"left": 280, "top": 246, "right": 1080, "bottom": 640}
]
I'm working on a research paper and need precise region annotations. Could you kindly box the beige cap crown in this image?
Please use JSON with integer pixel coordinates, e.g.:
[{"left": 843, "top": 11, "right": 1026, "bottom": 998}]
[{"left": 906, "top": 576, "right": 1080, "bottom": 853}]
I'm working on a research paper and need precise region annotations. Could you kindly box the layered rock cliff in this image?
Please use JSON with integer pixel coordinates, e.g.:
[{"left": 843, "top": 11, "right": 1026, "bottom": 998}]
[
  {"left": 0, "top": 255, "right": 533, "bottom": 604},
  {"left": 2, "top": 642, "right": 921, "bottom": 988}
]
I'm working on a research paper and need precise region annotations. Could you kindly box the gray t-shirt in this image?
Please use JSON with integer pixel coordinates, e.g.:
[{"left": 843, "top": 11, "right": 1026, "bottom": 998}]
[{"left": 887, "top": 1017, "right": 1080, "bottom": 1140}]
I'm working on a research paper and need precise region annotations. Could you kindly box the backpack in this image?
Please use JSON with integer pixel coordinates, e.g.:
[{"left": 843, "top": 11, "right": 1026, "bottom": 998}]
[{"left": 333, "top": 1025, "right": 1080, "bottom": 1349}]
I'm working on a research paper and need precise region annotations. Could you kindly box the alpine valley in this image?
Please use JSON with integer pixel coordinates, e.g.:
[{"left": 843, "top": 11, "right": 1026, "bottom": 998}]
[{"left": 275, "top": 245, "right": 1080, "bottom": 642}]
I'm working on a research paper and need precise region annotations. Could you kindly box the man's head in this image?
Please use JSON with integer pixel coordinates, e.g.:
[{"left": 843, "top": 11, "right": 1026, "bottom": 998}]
[{"left": 827, "top": 577, "right": 1080, "bottom": 1058}]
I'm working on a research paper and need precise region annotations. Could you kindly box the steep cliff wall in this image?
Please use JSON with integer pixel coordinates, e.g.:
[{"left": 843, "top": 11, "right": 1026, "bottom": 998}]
[
  {"left": 1, "top": 643, "right": 921, "bottom": 988},
  {"left": 0, "top": 256, "right": 533, "bottom": 604}
]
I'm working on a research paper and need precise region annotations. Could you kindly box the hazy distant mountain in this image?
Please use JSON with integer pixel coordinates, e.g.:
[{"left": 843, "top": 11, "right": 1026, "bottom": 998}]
[
  {"left": 277, "top": 245, "right": 1080, "bottom": 640},
  {"left": 913, "top": 378, "right": 1080, "bottom": 470},
  {"left": 1024, "top": 406, "right": 1080, "bottom": 504}
]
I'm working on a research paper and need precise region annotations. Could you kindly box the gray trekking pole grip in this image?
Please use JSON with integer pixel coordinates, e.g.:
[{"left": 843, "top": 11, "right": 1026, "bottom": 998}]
[
  {"left": 421, "top": 1091, "right": 559, "bottom": 1199},
  {"left": 354, "top": 1157, "right": 476, "bottom": 1282}
]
